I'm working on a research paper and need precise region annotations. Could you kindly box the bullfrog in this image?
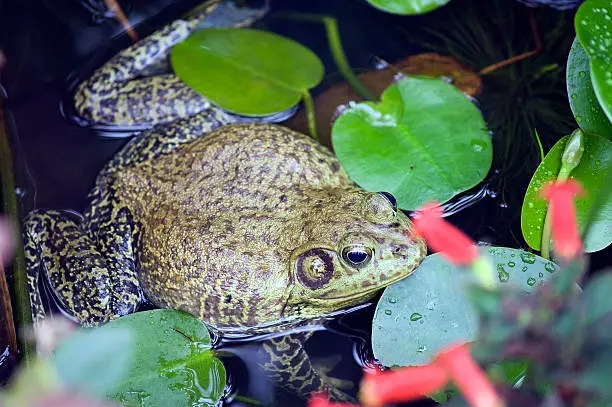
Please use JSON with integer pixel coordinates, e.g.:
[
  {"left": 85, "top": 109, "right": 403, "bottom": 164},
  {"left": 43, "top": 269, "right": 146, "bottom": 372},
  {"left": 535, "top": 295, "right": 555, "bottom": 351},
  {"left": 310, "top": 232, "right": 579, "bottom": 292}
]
[{"left": 23, "top": 0, "right": 427, "bottom": 401}]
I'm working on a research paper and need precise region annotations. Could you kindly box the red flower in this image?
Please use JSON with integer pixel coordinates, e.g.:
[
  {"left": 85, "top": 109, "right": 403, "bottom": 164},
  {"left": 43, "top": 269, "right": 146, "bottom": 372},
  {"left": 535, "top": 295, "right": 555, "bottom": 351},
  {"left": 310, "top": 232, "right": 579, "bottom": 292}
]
[
  {"left": 540, "top": 179, "right": 585, "bottom": 261},
  {"left": 360, "top": 363, "right": 449, "bottom": 406},
  {"left": 358, "top": 343, "right": 505, "bottom": 407},
  {"left": 436, "top": 343, "right": 505, "bottom": 407},
  {"left": 308, "top": 393, "right": 360, "bottom": 407},
  {"left": 410, "top": 202, "right": 478, "bottom": 265}
]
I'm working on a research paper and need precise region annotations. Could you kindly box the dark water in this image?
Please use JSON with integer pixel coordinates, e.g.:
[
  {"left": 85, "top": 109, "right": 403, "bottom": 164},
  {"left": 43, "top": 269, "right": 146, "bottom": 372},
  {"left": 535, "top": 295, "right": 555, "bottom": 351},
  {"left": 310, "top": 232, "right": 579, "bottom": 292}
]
[{"left": 0, "top": 0, "right": 610, "bottom": 405}]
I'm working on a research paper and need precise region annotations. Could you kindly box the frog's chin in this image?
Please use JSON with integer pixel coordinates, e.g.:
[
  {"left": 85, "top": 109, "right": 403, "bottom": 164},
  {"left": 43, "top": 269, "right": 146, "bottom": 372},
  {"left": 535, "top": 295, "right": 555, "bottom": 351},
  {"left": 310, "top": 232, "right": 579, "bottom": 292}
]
[{"left": 311, "top": 268, "right": 417, "bottom": 305}]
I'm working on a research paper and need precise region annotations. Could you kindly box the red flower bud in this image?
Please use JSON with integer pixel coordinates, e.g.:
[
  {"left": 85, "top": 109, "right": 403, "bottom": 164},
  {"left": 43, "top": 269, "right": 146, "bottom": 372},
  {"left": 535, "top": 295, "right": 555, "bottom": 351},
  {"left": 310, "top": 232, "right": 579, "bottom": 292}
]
[{"left": 540, "top": 179, "right": 585, "bottom": 261}]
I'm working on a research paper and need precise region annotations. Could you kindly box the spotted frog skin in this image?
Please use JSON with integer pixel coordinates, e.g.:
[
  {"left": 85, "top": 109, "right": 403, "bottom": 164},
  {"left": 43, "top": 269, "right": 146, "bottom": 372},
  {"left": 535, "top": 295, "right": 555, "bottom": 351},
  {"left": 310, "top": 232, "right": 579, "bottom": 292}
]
[{"left": 23, "top": 2, "right": 427, "bottom": 402}]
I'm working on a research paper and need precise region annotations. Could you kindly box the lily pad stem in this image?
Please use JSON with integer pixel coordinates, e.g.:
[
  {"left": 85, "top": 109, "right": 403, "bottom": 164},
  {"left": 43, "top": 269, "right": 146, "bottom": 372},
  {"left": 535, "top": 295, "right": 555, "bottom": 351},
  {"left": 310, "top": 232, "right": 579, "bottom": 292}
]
[
  {"left": 0, "top": 102, "right": 34, "bottom": 365},
  {"left": 540, "top": 129, "right": 584, "bottom": 260},
  {"left": 301, "top": 90, "right": 318, "bottom": 140},
  {"left": 274, "top": 13, "right": 378, "bottom": 101}
]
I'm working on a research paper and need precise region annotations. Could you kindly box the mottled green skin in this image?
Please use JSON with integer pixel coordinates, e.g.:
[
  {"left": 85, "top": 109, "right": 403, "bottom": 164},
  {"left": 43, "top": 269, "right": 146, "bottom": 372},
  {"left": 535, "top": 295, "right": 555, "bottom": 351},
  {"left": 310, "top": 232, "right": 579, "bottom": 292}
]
[{"left": 23, "top": 3, "right": 427, "bottom": 401}]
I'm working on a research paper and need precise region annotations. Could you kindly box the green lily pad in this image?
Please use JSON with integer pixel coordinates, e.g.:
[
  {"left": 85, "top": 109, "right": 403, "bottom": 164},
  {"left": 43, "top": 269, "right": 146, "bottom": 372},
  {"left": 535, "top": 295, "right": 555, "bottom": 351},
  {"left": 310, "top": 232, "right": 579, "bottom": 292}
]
[
  {"left": 53, "top": 309, "right": 225, "bottom": 407},
  {"left": 566, "top": 37, "right": 612, "bottom": 137},
  {"left": 575, "top": 0, "right": 612, "bottom": 124},
  {"left": 364, "top": 0, "right": 452, "bottom": 15},
  {"left": 372, "top": 248, "right": 556, "bottom": 367},
  {"left": 171, "top": 28, "right": 324, "bottom": 116},
  {"left": 521, "top": 133, "right": 612, "bottom": 253},
  {"left": 331, "top": 76, "right": 491, "bottom": 210}
]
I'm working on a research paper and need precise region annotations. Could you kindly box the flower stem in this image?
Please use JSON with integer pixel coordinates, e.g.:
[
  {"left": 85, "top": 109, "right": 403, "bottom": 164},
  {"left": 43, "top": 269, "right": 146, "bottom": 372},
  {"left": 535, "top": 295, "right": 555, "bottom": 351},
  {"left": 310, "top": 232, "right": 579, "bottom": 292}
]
[
  {"left": 274, "top": 13, "right": 378, "bottom": 101},
  {"left": 540, "top": 129, "right": 584, "bottom": 259},
  {"left": 0, "top": 100, "right": 34, "bottom": 365},
  {"left": 302, "top": 90, "right": 318, "bottom": 140}
]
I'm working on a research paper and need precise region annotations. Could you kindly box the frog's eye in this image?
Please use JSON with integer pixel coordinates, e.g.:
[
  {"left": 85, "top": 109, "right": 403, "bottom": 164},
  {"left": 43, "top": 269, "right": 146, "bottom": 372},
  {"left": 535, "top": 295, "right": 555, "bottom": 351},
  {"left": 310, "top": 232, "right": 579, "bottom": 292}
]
[
  {"left": 341, "top": 245, "right": 373, "bottom": 268},
  {"left": 378, "top": 191, "right": 397, "bottom": 211}
]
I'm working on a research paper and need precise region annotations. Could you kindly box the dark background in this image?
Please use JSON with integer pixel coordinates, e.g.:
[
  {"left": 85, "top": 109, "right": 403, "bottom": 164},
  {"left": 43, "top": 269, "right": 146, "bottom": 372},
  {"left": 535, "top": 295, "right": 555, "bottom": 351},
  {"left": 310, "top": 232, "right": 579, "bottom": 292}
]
[{"left": 0, "top": 0, "right": 609, "bottom": 405}]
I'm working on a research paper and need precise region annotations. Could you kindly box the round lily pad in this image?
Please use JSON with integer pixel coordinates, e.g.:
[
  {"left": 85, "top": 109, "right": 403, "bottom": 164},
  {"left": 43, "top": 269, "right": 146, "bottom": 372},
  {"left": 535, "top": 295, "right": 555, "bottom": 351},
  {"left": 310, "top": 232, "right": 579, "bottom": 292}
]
[
  {"left": 171, "top": 28, "right": 324, "bottom": 116},
  {"left": 372, "top": 247, "right": 558, "bottom": 367},
  {"left": 521, "top": 133, "right": 612, "bottom": 253},
  {"left": 53, "top": 309, "right": 226, "bottom": 407},
  {"left": 566, "top": 37, "right": 612, "bottom": 137},
  {"left": 364, "top": 0, "right": 452, "bottom": 15},
  {"left": 575, "top": 0, "right": 612, "bottom": 125},
  {"left": 331, "top": 76, "right": 492, "bottom": 210}
]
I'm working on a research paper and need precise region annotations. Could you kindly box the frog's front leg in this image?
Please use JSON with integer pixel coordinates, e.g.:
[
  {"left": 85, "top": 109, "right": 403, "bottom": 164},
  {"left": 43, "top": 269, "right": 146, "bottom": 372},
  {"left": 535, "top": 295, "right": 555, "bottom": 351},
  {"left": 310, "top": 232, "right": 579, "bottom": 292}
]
[
  {"left": 23, "top": 210, "right": 142, "bottom": 328},
  {"left": 257, "top": 333, "right": 356, "bottom": 402},
  {"left": 74, "top": 6, "right": 218, "bottom": 127}
]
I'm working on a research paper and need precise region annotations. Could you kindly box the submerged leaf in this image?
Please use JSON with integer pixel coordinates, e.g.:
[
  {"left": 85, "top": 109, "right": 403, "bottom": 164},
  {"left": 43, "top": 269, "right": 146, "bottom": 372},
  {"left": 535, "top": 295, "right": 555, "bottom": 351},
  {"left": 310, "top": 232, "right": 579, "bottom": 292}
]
[
  {"left": 331, "top": 76, "right": 491, "bottom": 210},
  {"left": 53, "top": 310, "right": 225, "bottom": 407},
  {"left": 171, "top": 28, "right": 324, "bottom": 116}
]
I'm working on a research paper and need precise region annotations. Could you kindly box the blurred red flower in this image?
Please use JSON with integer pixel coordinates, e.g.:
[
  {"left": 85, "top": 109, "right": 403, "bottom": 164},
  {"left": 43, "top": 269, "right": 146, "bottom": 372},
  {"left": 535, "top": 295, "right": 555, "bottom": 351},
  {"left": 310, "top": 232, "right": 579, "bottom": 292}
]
[
  {"left": 410, "top": 202, "right": 478, "bottom": 265},
  {"left": 309, "top": 342, "right": 504, "bottom": 407}
]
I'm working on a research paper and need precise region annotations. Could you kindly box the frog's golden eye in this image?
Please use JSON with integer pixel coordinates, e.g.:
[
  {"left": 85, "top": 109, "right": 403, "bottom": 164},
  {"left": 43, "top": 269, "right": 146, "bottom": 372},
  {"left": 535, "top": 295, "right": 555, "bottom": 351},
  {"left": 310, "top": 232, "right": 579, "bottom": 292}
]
[
  {"left": 378, "top": 191, "right": 397, "bottom": 212},
  {"left": 341, "top": 245, "right": 373, "bottom": 268},
  {"left": 296, "top": 248, "right": 334, "bottom": 289}
]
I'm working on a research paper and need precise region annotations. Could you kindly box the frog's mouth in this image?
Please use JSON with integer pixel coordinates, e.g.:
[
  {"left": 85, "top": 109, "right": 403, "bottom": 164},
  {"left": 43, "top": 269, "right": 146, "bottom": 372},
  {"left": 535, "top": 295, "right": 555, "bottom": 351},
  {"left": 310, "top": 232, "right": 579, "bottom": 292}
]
[{"left": 313, "top": 267, "right": 418, "bottom": 303}]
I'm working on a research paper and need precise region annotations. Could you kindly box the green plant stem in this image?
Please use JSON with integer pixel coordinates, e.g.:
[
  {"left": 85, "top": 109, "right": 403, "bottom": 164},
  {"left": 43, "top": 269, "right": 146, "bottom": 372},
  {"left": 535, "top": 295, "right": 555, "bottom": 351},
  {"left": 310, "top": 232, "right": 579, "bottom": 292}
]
[
  {"left": 540, "top": 129, "right": 584, "bottom": 260},
  {"left": 274, "top": 12, "right": 378, "bottom": 101},
  {"left": 301, "top": 90, "right": 318, "bottom": 140},
  {"left": 0, "top": 102, "right": 34, "bottom": 365}
]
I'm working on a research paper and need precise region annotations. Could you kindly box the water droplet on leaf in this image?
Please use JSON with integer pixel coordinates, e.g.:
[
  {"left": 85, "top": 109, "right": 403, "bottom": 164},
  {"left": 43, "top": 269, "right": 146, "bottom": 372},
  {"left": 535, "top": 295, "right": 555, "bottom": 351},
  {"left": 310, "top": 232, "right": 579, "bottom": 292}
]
[
  {"left": 410, "top": 312, "right": 423, "bottom": 321},
  {"left": 497, "top": 264, "right": 510, "bottom": 282},
  {"left": 520, "top": 252, "right": 536, "bottom": 264}
]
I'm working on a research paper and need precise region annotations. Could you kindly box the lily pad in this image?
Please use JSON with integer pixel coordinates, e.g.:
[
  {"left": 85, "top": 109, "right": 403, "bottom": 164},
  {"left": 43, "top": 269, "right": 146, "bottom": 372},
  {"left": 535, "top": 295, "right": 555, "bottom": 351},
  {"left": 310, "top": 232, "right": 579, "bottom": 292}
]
[
  {"left": 331, "top": 76, "right": 492, "bottom": 210},
  {"left": 171, "top": 28, "right": 324, "bottom": 116},
  {"left": 371, "top": 247, "right": 557, "bottom": 367},
  {"left": 521, "top": 133, "right": 612, "bottom": 253},
  {"left": 566, "top": 37, "right": 612, "bottom": 137},
  {"left": 364, "top": 0, "right": 452, "bottom": 15},
  {"left": 575, "top": 0, "right": 612, "bottom": 124},
  {"left": 53, "top": 309, "right": 225, "bottom": 407}
]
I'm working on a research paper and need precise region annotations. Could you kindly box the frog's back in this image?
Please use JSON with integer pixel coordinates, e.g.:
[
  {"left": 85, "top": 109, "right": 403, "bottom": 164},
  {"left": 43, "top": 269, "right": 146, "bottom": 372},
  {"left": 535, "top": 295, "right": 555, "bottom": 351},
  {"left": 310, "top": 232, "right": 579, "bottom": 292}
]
[{"left": 112, "top": 123, "right": 354, "bottom": 330}]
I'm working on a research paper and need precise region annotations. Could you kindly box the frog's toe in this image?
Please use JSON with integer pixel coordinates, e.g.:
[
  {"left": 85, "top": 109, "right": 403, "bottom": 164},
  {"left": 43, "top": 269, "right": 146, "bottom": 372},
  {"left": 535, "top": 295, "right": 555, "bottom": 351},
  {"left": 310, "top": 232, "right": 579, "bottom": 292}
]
[
  {"left": 311, "top": 355, "right": 355, "bottom": 391},
  {"left": 325, "top": 386, "right": 358, "bottom": 403}
]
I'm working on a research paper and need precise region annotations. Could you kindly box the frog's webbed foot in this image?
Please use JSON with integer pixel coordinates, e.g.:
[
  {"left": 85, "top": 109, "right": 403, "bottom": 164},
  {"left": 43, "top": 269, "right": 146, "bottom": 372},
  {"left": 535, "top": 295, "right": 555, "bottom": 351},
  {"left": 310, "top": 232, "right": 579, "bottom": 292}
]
[
  {"left": 23, "top": 210, "right": 142, "bottom": 328},
  {"left": 74, "top": 15, "right": 214, "bottom": 127},
  {"left": 257, "top": 333, "right": 356, "bottom": 403}
]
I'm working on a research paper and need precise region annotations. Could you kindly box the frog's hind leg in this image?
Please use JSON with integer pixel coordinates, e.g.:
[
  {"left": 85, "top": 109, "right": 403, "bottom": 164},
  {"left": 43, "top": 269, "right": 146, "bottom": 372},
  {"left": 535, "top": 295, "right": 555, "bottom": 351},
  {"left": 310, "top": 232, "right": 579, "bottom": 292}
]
[
  {"left": 73, "top": 5, "right": 219, "bottom": 127},
  {"left": 23, "top": 210, "right": 142, "bottom": 328},
  {"left": 257, "top": 333, "right": 356, "bottom": 402}
]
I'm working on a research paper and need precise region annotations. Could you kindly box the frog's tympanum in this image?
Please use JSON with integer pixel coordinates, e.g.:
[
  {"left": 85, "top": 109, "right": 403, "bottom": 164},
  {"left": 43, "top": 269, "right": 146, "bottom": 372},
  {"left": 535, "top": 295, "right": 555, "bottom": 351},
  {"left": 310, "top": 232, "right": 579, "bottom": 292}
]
[{"left": 23, "top": 1, "right": 427, "bottom": 402}]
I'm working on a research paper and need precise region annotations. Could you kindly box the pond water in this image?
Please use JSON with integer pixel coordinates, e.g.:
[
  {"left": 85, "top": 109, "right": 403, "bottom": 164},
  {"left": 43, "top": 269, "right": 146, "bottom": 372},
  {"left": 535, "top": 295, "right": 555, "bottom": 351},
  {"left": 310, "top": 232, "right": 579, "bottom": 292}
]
[{"left": 0, "top": 0, "right": 609, "bottom": 405}]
